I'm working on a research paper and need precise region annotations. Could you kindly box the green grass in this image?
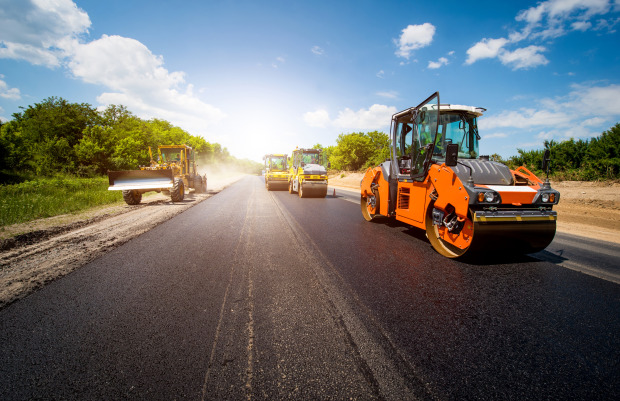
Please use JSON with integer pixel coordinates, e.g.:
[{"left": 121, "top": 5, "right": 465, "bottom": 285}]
[{"left": 0, "top": 176, "right": 123, "bottom": 227}]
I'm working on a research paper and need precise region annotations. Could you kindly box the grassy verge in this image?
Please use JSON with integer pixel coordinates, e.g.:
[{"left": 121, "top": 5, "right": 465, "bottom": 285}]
[{"left": 0, "top": 176, "right": 123, "bottom": 227}]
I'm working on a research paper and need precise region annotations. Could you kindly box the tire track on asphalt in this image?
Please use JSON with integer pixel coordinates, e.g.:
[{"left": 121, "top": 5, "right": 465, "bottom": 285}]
[
  {"left": 268, "top": 190, "right": 438, "bottom": 401},
  {"left": 201, "top": 185, "right": 255, "bottom": 401}
]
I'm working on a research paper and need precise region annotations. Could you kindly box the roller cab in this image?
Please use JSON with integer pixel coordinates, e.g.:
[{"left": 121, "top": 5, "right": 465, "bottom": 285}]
[
  {"left": 361, "top": 92, "right": 560, "bottom": 259},
  {"left": 263, "top": 154, "right": 290, "bottom": 191}
]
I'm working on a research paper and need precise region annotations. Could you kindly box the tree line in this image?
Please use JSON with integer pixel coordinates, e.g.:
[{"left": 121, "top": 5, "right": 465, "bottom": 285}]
[
  {"left": 0, "top": 97, "right": 261, "bottom": 184},
  {"left": 316, "top": 123, "right": 619, "bottom": 180},
  {"left": 492, "top": 123, "right": 620, "bottom": 180}
]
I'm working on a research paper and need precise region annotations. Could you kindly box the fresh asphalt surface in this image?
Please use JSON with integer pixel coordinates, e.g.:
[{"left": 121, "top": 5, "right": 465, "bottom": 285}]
[{"left": 1, "top": 176, "right": 618, "bottom": 400}]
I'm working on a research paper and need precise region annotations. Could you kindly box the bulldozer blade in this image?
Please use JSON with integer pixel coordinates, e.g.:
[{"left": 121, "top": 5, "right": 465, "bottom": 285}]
[{"left": 108, "top": 169, "right": 174, "bottom": 191}]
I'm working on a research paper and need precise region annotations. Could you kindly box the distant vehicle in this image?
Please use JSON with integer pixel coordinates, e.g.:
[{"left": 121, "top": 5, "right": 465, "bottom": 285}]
[
  {"left": 263, "top": 153, "right": 289, "bottom": 190},
  {"left": 108, "top": 144, "right": 207, "bottom": 205},
  {"left": 288, "top": 148, "right": 329, "bottom": 198}
]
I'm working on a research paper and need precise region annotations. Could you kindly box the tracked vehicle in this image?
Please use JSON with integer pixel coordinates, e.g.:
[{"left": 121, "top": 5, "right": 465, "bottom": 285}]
[
  {"left": 360, "top": 92, "right": 559, "bottom": 258},
  {"left": 108, "top": 144, "right": 207, "bottom": 205},
  {"left": 288, "top": 148, "right": 329, "bottom": 198},
  {"left": 263, "top": 153, "right": 289, "bottom": 190}
]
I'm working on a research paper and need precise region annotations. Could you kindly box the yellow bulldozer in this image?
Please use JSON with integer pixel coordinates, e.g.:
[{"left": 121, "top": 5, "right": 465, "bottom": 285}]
[{"left": 108, "top": 144, "right": 207, "bottom": 205}]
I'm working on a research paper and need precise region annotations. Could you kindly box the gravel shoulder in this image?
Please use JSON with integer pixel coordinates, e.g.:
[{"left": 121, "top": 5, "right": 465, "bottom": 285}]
[
  {"left": 0, "top": 174, "right": 246, "bottom": 308},
  {"left": 1, "top": 172, "right": 618, "bottom": 309}
]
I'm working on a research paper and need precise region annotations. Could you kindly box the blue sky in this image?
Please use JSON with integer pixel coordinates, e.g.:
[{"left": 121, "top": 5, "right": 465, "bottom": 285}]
[{"left": 1, "top": 0, "right": 619, "bottom": 162}]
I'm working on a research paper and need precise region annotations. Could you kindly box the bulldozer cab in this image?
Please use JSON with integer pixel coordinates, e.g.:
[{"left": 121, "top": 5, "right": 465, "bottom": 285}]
[
  {"left": 158, "top": 145, "right": 195, "bottom": 175},
  {"left": 392, "top": 92, "right": 440, "bottom": 182}
]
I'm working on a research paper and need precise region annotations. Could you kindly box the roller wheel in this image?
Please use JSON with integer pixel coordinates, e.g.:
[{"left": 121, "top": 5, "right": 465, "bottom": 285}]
[
  {"left": 424, "top": 201, "right": 470, "bottom": 258},
  {"left": 266, "top": 180, "right": 271, "bottom": 191},
  {"left": 122, "top": 190, "right": 142, "bottom": 205},
  {"left": 289, "top": 180, "right": 296, "bottom": 194},
  {"left": 170, "top": 178, "right": 185, "bottom": 202},
  {"left": 298, "top": 183, "right": 305, "bottom": 198},
  {"left": 361, "top": 192, "right": 379, "bottom": 221}
]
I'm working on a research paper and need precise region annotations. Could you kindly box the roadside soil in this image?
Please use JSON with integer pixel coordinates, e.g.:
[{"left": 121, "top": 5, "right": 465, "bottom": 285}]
[
  {"left": 0, "top": 174, "right": 246, "bottom": 309},
  {"left": 329, "top": 172, "right": 620, "bottom": 245},
  {"left": 1, "top": 172, "right": 618, "bottom": 309}
]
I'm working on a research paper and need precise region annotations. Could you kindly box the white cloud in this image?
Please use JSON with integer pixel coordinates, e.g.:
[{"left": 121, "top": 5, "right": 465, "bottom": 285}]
[
  {"left": 465, "top": 38, "right": 509, "bottom": 65},
  {"left": 0, "top": 1, "right": 226, "bottom": 136},
  {"left": 395, "top": 23, "right": 435, "bottom": 59},
  {"left": 428, "top": 56, "right": 449, "bottom": 69},
  {"left": 333, "top": 104, "right": 397, "bottom": 130},
  {"left": 0, "top": 0, "right": 90, "bottom": 67},
  {"left": 0, "top": 76, "right": 21, "bottom": 99},
  {"left": 376, "top": 91, "right": 398, "bottom": 99},
  {"left": 482, "top": 132, "right": 508, "bottom": 139},
  {"left": 498, "top": 45, "right": 549, "bottom": 70},
  {"left": 466, "top": 0, "right": 617, "bottom": 69},
  {"left": 376, "top": 70, "right": 385, "bottom": 78},
  {"left": 303, "top": 109, "right": 330, "bottom": 128},
  {"left": 480, "top": 83, "right": 620, "bottom": 141},
  {"left": 303, "top": 104, "right": 397, "bottom": 131},
  {"left": 67, "top": 35, "right": 225, "bottom": 131},
  {"left": 311, "top": 45, "right": 324, "bottom": 56}
]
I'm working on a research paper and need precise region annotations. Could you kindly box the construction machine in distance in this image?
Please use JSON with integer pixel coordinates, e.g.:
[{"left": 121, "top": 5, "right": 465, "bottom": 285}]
[
  {"left": 360, "top": 92, "right": 560, "bottom": 259},
  {"left": 108, "top": 144, "right": 207, "bottom": 205},
  {"left": 288, "top": 147, "right": 329, "bottom": 198},
  {"left": 263, "top": 153, "right": 289, "bottom": 190}
]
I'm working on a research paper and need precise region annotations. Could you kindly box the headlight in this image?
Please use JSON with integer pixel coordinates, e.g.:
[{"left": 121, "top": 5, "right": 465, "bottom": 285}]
[
  {"left": 541, "top": 193, "right": 550, "bottom": 203},
  {"left": 477, "top": 191, "right": 498, "bottom": 203}
]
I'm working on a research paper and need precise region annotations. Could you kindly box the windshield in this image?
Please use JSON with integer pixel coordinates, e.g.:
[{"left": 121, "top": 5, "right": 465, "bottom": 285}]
[
  {"left": 268, "top": 156, "right": 287, "bottom": 170},
  {"left": 436, "top": 112, "right": 479, "bottom": 159},
  {"left": 302, "top": 152, "right": 321, "bottom": 165},
  {"left": 161, "top": 148, "right": 182, "bottom": 162}
]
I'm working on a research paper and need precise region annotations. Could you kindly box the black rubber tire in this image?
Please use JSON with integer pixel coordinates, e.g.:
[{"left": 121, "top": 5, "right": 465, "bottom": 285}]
[
  {"left": 170, "top": 178, "right": 185, "bottom": 202},
  {"left": 122, "top": 190, "right": 142, "bottom": 205}
]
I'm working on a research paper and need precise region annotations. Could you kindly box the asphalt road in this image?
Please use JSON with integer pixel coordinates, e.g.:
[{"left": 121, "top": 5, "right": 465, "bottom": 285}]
[{"left": 1, "top": 176, "right": 618, "bottom": 400}]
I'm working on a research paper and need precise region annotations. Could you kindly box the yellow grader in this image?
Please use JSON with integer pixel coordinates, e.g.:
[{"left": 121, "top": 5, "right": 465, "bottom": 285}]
[
  {"left": 263, "top": 153, "right": 289, "bottom": 190},
  {"left": 288, "top": 148, "right": 329, "bottom": 198},
  {"left": 108, "top": 144, "right": 207, "bottom": 205},
  {"left": 360, "top": 92, "right": 560, "bottom": 258}
]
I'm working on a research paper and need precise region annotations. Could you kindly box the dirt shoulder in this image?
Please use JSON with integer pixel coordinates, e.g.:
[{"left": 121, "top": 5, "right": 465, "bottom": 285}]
[
  {"left": 329, "top": 172, "right": 620, "bottom": 245},
  {"left": 2, "top": 173, "right": 618, "bottom": 309},
  {"left": 0, "top": 174, "right": 247, "bottom": 309}
]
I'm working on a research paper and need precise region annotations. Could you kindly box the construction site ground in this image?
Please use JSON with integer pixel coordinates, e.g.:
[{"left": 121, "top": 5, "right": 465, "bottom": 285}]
[{"left": 1, "top": 171, "right": 618, "bottom": 309}]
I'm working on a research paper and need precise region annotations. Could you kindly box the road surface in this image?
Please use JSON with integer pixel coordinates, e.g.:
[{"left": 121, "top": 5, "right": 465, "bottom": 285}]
[{"left": 1, "top": 176, "right": 618, "bottom": 400}]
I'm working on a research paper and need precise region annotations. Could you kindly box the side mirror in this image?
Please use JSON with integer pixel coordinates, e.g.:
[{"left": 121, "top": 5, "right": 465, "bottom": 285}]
[
  {"left": 445, "top": 143, "right": 459, "bottom": 167},
  {"left": 542, "top": 149, "right": 550, "bottom": 173}
]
